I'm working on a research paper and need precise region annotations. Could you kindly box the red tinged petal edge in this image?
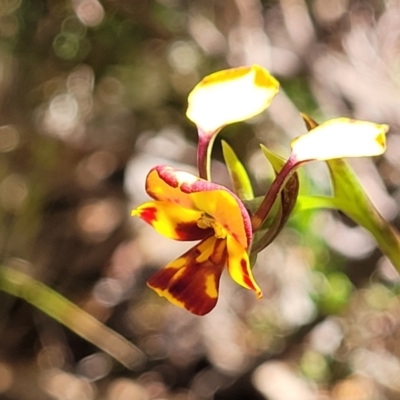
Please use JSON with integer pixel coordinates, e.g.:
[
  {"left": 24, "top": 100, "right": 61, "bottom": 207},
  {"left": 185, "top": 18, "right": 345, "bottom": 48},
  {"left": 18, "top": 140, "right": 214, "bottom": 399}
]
[
  {"left": 145, "top": 165, "right": 253, "bottom": 247},
  {"left": 133, "top": 201, "right": 214, "bottom": 241},
  {"left": 138, "top": 206, "right": 157, "bottom": 224}
]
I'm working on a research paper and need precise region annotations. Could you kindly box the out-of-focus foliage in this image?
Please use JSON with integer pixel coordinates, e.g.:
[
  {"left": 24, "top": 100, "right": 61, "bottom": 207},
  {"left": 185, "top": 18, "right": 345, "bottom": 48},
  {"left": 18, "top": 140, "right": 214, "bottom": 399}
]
[{"left": 1, "top": 1, "right": 400, "bottom": 399}]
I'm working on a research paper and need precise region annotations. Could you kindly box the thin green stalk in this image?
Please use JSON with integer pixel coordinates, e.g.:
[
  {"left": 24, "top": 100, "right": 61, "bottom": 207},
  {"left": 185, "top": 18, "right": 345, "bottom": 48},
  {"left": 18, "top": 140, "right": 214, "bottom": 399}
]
[
  {"left": 334, "top": 201, "right": 400, "bottom": 272},
  {"left": 368, "top": 221, "right": 400, "bottom": 271},
  {"left": 0, "top": 266, "right": 146, "bottom": 370}
]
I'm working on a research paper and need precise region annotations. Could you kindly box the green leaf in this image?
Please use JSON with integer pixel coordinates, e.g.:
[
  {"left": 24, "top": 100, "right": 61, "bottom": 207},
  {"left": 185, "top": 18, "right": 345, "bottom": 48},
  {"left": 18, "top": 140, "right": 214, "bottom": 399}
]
[
  {"left": 327, "top": 158, "right": 400, "bottom": 271},
  {"left": 221, "top": 140, "right": 254, "bottom": 200},
  {"left": 294, "top": 195, "right": 337, "bottom": 213},
  {"left": 0, "top": 266, "right": 146, "bottom": 369},
  {"left": 250, "top": 145, "right": 299, "bottom": 254},
  {"left": 260, "top": 143, "right": 286, "bottom": 171},
  {"left": 300, "top": 113, "right": 400, "bottom": 271}
]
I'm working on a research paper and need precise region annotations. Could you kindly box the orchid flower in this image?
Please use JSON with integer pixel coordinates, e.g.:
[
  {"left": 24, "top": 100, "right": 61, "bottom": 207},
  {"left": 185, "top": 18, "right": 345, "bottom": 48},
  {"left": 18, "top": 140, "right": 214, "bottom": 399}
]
[
  {"left": 186, "top": 65, "right": 279, "bottom": 180},
  {"left": 132, "top": 64, "right": 395, "bottom": 315},
  {"left": 132, "top": 166, "right": 262, "bottom": 316},
  {"left": 290, "top": 117, "right": 387, "bottom": 162},
  {"left": 252, "top": 117, "right": 389, "bottom": 231}
]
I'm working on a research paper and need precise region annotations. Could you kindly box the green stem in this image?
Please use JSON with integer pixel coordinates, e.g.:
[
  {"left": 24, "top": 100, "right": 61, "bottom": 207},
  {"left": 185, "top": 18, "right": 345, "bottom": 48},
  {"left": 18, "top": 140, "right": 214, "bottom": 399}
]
[
  {"left": 370, "top": 222, "right": 400, "bottom": 271},
  {"left": 336, "top": 202, "right": 400, "bottom": 272},
  {"left": 0, "top": 266, "right": 145, "bottom": 370},
  {"left": 296, "top": 195, "right": 400, "bottom": 272}
]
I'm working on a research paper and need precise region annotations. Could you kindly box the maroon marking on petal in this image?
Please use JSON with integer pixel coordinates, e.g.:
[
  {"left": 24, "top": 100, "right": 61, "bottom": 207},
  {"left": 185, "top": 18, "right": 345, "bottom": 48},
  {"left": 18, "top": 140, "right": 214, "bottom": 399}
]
[
  {"left": 240, "top": 258, "right": 254, "bottom": 289},
  {"left": 209, "top": 239, "right": 227, "bottom": 265},
  {"left": 155, "top": 166, "right": 180, "bottom": 188},
  {"left": 175, "top": 223, "right": 212, "bottom": 241},
  {"left": 147, "top": 267, "right": 178, "bottom": 291},
  {"left": 225, "top": 226, "right": 245, "bottom": 248},
  {"left": 140, "top": 207, "right": 157, "bottom": 224},
  {"left": 167, "top": 261, "right": 224, "bottom": 315},
  {"left": 147, "top": 239, "right": 226, "bottom": 315}
]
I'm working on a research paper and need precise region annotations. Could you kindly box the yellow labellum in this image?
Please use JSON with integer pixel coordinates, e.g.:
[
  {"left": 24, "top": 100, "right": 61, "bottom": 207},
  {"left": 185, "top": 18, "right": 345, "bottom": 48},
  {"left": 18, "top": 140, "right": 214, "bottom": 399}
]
[
  {"left": 186, "top": 65, "right": 279, "bottom": 134},
  {"left": 291, "top": 118, "right": 388, "bottom": 162}
]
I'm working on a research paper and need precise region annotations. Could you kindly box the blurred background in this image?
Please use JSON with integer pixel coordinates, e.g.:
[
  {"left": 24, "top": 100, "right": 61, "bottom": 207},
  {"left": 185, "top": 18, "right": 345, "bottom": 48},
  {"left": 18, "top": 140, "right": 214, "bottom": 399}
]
[{"left": 1, "top": 0, "right": 400, "bottom": 399}]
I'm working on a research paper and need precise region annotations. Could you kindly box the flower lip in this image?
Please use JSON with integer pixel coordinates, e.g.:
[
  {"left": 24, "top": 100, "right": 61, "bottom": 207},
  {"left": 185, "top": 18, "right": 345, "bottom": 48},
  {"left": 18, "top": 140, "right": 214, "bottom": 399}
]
[{"left": 147, "top": 236, "right": 227, "bottom": 315}]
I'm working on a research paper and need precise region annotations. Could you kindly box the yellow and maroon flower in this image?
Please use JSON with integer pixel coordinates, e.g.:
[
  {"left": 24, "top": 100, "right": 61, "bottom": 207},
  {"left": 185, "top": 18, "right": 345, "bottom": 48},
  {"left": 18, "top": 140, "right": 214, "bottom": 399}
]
[{"left": 132, "top": 165, "right": 262, "bottom": 315}]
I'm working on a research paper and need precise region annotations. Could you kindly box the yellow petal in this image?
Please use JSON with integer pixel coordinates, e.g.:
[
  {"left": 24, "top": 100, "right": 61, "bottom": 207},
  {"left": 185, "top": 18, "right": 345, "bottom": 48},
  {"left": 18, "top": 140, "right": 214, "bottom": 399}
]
[
  {"left": 291, "top": 118, "right": 388, "bottom": 162},
  {"left": 132, "top": 201, "right": 211, "bottom": 241},
  {"left": 145, "top": 167, "right": 198, "bottom": 209},
  {"left": 145, "top": 165, "right": 252, "bottom": 248},
  {"left": 186, "top": 65, "right": 279, "bottom": 134},
  {"left": 226, "top": 235, "right": 262, "bottom": 299},
  {"left": 190, "top": 190, "right": 251, "bottom": 249}
]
